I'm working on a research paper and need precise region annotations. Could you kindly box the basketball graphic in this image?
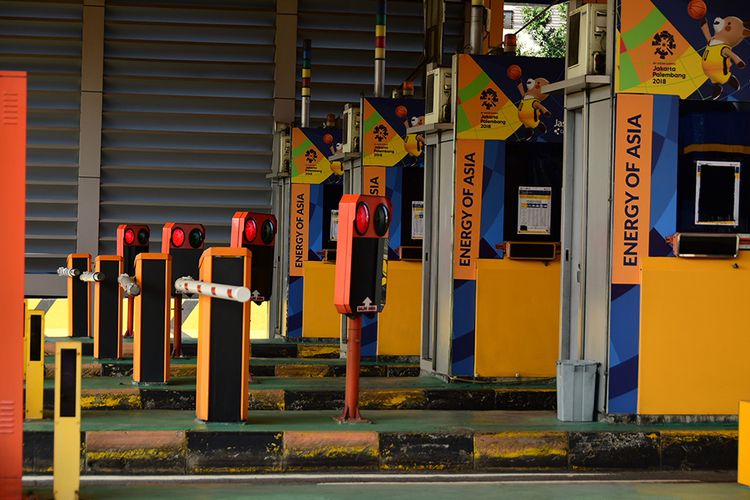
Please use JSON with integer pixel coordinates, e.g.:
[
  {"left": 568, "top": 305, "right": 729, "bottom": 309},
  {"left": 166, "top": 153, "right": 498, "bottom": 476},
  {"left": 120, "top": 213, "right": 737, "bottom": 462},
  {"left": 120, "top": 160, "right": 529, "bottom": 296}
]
[
  {"left": 687, "top": 0, "right": 707, "bottom": 20},
  {"left": 507, "top": 64, "right": 522, "bottom": 81},
  {"left": 323, "top": 133, "right": 333, "bottom": 145},
  {"left": 395, "top": 105, "right": 408, "bottom": 119}
]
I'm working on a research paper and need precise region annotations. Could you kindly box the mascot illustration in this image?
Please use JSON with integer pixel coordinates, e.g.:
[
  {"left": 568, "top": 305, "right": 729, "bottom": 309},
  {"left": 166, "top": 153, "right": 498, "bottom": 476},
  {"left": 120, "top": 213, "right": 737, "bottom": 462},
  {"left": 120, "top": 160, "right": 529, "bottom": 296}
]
[
  {"left": 689, "top": 1, "right": 750, "bottom": 99},
  {"left": 508, "top": 64, "right": 551, "bottom": 141}
]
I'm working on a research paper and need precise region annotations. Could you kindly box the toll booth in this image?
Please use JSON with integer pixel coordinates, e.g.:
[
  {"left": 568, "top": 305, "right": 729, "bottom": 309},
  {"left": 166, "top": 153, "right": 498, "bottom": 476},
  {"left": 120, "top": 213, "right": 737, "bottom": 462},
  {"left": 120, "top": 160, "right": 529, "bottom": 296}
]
[
  {"left": 286, "top": 126, "right": 343, "bottom": 339},
  {"left": 422, "top": 54, "right": 564, "bottom": 378},
  {"left": 544, "top": 0, "right": 750, "bottom": 417},
  {"left": 352, "top": 97, "right": 425, "bottom": 358}
]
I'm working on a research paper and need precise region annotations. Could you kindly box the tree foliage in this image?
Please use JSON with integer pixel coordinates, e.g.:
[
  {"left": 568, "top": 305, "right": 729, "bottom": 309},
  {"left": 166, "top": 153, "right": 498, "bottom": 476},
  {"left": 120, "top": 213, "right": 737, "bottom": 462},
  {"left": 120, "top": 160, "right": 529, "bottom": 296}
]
[{"left": 517, "top": 4, "right": 568, "bottom": 58}]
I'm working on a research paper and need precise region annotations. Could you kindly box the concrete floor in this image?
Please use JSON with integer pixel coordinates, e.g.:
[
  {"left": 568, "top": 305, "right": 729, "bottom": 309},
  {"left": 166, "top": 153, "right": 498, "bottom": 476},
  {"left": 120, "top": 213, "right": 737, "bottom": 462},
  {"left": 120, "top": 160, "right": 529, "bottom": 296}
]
[{"left": 22, "top": 475, "right": 750, "bottom": 499}]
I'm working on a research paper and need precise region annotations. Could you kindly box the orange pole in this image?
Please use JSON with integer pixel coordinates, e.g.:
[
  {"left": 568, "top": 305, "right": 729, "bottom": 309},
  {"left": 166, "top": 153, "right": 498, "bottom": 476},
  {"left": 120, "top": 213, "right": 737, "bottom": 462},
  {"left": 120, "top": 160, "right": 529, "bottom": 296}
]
[
  {"left": 172, "top": 294, "right": 183, "bottom": 358},
  {"left": 336, "top": 315, "right": 368, "bottom": 423},
  {"left": 0, "top": 71, "right": 26, "bottom": 499}
]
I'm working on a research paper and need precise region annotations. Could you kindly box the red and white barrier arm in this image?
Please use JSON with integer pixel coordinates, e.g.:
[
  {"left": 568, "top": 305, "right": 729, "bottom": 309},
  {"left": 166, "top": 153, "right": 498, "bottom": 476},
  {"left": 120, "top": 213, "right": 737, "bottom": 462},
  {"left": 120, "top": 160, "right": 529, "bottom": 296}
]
[{"left": 174, "top": 276, "right": 251, "bottom": 303}]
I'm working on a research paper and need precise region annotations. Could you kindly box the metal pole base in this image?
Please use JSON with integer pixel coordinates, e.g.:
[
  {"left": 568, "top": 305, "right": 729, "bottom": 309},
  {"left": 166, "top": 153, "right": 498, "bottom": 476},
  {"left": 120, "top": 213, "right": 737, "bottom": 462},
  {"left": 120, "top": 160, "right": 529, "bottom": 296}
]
[
  {"left": 334, "top": 411, "right": 371, "bottom": 424},
  {"left": 334, "top": 315, "right": 372, "bottom": 424}
]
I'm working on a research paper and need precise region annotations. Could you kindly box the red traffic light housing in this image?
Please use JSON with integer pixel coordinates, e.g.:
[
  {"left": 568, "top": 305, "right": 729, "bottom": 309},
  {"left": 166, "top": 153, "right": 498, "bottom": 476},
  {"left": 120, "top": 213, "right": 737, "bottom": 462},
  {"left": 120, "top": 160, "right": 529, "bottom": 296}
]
[
  {"left": 117, "top": 224, "right": 150, "bottom": 277},
  {"left": 334, "top": 195, "right": 391, "bottom": 316},
  {"left": 230, "top": 211, "right": 277, "bottom": 302},
  {"left": 162, "top": 222, "right": 206, "bottom": 298}
]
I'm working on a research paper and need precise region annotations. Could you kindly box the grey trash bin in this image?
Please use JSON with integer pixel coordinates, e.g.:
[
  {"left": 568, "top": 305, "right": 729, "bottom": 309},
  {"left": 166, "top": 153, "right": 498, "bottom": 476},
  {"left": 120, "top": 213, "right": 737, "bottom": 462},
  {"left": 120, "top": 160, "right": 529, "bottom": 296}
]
[{"left": 556, "top": 360, "right": 598, "bottom": 422}]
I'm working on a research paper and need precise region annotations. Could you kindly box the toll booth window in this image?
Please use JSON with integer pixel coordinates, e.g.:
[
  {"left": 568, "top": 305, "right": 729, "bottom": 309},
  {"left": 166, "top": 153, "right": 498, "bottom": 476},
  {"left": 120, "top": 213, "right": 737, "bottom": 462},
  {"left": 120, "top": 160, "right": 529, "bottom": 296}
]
[{"left": 695, "top": 160, "right": 740, "bottom": 226}]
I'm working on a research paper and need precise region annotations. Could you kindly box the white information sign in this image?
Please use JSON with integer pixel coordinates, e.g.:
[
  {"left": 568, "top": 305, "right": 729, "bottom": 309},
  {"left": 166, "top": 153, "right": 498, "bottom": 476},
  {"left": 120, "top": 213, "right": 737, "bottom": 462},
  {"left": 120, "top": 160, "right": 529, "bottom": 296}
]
[
  {"left": 517, "top": 186, "right": 551, "bottom": 235},
  {"left": 330, "top": 209, "right": 339, "bottom": 242},
  {"left": 411, "top": 201, "right": 424, "bottom": 240}
]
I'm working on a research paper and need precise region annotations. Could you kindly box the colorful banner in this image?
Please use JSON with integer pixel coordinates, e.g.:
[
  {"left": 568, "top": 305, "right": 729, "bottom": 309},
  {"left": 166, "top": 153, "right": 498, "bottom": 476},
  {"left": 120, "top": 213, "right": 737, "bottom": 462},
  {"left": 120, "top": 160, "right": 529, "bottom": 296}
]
[
  {"left": 363, "top": 166, "right": 386, "bottom": 196},
  {"left": 291, "top": 127, "right": 343, "bottom": 184},
  {"left": 618, "top": 0, "right": 750, "bottom": 101},
  {"left": 362, "top": 98, "right": 425, "bottom": 167},
  {"left": 453, "top": 140, "right": 485, "bottom": 281},
  {"left": 612, "top": 94, "right": 653, "bottom": 285},
  {"left": 456, "top": 54, "right": 565, "bottom": 142},
  {"left": 289, "top": 183, "right": 310, "bottom": 277}
]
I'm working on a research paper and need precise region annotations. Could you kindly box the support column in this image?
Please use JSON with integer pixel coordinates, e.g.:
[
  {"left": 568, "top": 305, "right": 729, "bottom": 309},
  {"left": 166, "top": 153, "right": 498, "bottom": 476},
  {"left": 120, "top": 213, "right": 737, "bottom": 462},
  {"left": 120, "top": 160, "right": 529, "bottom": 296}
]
[
  {"left": 269, "top": 0, "right": 298, "bottom": 338},
  {"left": 76, "top": 0, "right": 105, "bottom": 256}
]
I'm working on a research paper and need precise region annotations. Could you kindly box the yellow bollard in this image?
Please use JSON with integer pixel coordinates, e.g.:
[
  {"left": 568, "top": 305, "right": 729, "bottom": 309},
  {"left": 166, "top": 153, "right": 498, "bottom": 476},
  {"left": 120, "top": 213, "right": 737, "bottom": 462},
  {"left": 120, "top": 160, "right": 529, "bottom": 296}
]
[
  {"left": 740, "top": 401, "right": 750, "bottom": 486},
  {"left": 53, "top": 342, "right": 81, "bottom": 500},
  {"left": 23, "top": 300, "right": 27, "bottom": 378},
  {"left": 24, "top": 310, "right": 45, "bottom": 420}
]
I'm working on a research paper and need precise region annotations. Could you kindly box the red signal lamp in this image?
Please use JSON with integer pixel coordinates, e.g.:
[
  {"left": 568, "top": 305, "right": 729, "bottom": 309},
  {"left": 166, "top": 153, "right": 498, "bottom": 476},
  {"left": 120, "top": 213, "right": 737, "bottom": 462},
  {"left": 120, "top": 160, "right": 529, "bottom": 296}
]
[
  {"left": 124, "top": 228, "right": 136, "bottom": 245},
  {"left": 244, "top": 218, "right": 257, "bottom": 243},
  {"left": 355, "top": 202, "right": 370, "bottom": 235},
  {"left": 171, "top": 227, "right": 185, "bottom": 247}
]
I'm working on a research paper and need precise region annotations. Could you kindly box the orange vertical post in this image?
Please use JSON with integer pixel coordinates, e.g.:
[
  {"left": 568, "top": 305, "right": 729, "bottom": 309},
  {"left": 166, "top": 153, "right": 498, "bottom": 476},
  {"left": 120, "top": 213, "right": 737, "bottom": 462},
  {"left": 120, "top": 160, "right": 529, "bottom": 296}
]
[{"left": 0, "top": 71, "right": 26, "bottom": 499}]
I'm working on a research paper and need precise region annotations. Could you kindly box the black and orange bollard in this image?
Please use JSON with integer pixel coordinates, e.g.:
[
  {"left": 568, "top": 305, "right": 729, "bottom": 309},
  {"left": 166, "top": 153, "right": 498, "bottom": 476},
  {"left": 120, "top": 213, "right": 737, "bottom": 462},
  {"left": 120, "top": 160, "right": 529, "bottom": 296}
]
[
  {"left": 333, "top": 195, "right": 391, "bottom": 423},
  {"left": 162, "top": 222, "right": 205, "bottom": 357},
  {"left": 133, "top": 253, "right": 171, "bottom": 384},
  {"left": 192, "top": 248, "right": 252, "bottom": 422},
  {"left": 58, "top": 253, "right": 92, "bottom": 337},
  {"left": 94, "top": 255, "right": 124, "bottom": 359}
]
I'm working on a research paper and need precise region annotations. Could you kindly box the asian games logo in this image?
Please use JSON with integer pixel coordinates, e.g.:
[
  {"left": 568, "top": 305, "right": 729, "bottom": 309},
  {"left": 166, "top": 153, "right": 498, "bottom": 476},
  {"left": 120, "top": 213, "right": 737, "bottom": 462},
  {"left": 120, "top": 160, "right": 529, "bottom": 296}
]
[
  {"left": 652, "top": 30, "right": 676, "bottom": 60},
  {"left": 373, "top": 124, "right": 389, "bottom": 142},
  {"left": 480, "top": 88, "right": 498, "bottom": 110},
  {"left": 304, "top": 148, "right": 318, "bottom": 165}
]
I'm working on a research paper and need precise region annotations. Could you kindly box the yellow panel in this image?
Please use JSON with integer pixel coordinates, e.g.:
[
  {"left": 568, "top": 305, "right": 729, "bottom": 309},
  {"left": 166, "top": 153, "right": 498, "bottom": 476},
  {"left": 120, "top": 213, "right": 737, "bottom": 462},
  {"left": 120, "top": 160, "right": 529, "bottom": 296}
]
[
  {"left": 250, "top": 302, "right": 269, "bottom": 339},
  {"left": 44, "top": 298, "right": 69, "bottom": 338},
  {"left": 475, "top": 259, "right": 560, "bottom": 377},
  {"left": 302, "top": 261, "right": 341, "bottom": 338},
  {"left": 639, "top": 254, "right": 750, "bottom": 415},
  {"left": 377, "top": 261, "right": 422, "bottom": 356},
  {"left": 740, "top": 401, "right": 750, "bottom": 486},
  {"left": 25, "top": 310, "right": 45, "bottom": 419}
]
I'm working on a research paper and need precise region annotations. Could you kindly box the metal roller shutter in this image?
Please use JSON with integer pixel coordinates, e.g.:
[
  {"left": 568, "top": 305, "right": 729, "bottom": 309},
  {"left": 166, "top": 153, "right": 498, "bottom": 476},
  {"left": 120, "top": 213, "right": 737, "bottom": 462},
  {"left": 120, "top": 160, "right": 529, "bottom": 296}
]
[
  {"left": 296, "top": 0, "right": 465, "bottom": 124},
  {"left": 99, "top": 0, "right": 276, "bottom": 254},
  {"left": 0, "top": 0, "right": 82, "bottom": 274}
]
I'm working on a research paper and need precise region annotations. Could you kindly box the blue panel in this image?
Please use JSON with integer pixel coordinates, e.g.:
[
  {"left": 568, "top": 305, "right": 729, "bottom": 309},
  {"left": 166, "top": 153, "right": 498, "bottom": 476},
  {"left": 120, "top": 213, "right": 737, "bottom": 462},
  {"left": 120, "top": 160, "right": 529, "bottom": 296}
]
[
  {"left": 386, "top": 165, "right": 403, "bottom": 259},
  {"left": 480, "top": 140, "right": 505, "bottom": 258},
  {"left": 287, "top": 276, "right": 304, "bottom": 338},
  {"left": 608, "top": 283, "right": 640, "bottom": 413},
  {"left": 451, "top": 279, "right": 476, "bottom": 376},
  {"left": 361, "top": 314, "right": 378, "bottom": 357},
  {"left": 308, "top": 184, "right": 324, "bottom": 261},
  {"left": 650, "top": 94, "right": 679, "bottom": 256}
]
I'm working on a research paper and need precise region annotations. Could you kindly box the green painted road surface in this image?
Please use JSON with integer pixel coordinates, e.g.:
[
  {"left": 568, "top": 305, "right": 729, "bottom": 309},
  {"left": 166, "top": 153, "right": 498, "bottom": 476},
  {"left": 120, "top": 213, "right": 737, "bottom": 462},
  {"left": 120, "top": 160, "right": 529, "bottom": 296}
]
[
  {"left": 41, "top": 375, "right": 555, "bottom": 391},
  {"left": 22, "top": 409, "right": 738, "bottom": 434},
  {"left": 21, "top": 479, "right": 750, "bottom": 499}
]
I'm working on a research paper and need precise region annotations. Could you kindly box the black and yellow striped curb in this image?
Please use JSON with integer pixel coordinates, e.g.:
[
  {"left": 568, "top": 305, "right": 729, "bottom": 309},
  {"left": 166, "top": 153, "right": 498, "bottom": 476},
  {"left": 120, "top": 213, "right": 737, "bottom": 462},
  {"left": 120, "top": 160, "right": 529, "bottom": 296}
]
[
  {"left": 22, "top": 429, "right": 739, "bottom": 474},
  {"left": 41, "top": 387, "right": 556, "bottom": 412},
  {"left": 42, "top": 361, "right": 420, "bottom": 379},
  {"left": 43, "top": 338, "right": 342, "bottom": 359}
]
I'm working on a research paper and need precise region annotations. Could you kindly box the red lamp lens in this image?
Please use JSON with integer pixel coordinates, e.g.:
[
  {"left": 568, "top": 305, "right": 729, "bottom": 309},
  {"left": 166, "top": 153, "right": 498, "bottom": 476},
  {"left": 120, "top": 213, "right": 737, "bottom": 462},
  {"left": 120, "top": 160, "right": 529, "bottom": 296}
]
[
  {"left": 124, "top": 228, "right": 136, "bottom": 245},
  {"left": 355, "top": 202, "right": 370, "bottom": 235},
  {"left": 244, "top": 218, "right": 257, "bottom": 242},
  {"left": 171, "top": 228, "right": 185, "bottom": 247}
]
